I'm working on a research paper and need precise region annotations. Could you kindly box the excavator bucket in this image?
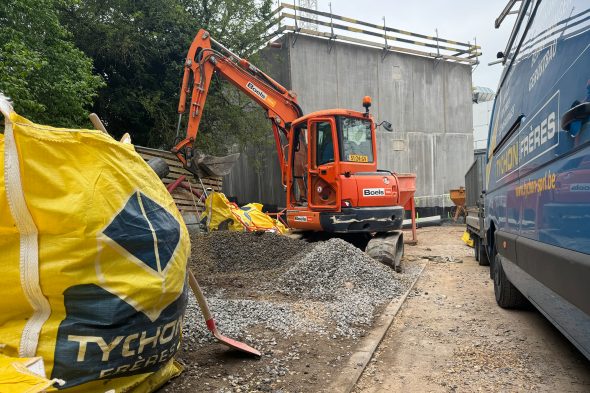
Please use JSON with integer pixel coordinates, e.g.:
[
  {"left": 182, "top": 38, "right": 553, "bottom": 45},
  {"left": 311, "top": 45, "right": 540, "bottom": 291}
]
[{"left": 189, "top": 152, "right": 241, "bottom": 177}]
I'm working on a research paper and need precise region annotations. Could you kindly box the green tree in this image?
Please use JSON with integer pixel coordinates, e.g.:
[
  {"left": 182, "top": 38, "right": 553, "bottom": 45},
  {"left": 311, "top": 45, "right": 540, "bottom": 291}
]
[
  {"left": 0, "top": 0, "right": 104, "bottom": 126},
  {"left": 61, "top": 0, "right": 274, "bottom": 151}
]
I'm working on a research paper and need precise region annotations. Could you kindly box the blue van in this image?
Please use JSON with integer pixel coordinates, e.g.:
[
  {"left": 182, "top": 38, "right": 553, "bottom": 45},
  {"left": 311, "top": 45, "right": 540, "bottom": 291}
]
[{"left": 485, "top": 0, "right": 590, "bottom": 359}]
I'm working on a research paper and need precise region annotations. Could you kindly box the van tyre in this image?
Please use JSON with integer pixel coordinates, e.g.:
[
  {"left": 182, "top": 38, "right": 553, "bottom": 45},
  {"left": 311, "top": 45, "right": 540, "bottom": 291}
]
[
  {"left": 478, "top": 241, "right": 490, "bottom": 266},
  {"left": 493, "top": 254, "right": 527, "bottom": 308},
  {"left": 473, "top": 236, "right": 480, "bottom": 261}
]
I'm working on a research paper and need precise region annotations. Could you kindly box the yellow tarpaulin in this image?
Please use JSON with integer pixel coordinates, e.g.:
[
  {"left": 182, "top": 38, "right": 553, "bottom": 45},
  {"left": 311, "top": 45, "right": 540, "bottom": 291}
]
[
  {"left": 202, "top": 192, "right": 287, "bottom": 233},
  {"left": 0, "top": 99, "right": 189, "bottom": 392}
]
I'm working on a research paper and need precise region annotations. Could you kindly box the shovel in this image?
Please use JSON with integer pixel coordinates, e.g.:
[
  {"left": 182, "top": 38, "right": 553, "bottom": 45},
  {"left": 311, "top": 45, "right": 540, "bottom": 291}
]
[
  {"left": 187, "top": 270, "right": 261, "bottom": 357},
  {"left": 143, "top": 151, "right": 261, "bottom": 358}
]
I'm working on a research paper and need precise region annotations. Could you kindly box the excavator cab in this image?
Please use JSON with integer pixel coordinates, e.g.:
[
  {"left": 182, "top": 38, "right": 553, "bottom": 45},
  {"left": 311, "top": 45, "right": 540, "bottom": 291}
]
[{"left": 285, "top": 109, "right": 404, "bottom": 234}]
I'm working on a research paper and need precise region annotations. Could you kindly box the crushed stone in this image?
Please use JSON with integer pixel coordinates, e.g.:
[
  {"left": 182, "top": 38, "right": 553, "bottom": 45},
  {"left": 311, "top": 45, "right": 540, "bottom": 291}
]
[
  {"left": 190, "top": 231, "right": 310, "bottom": 274},
  {"left": 183, "top": 232, "right": 420, "bottom": 347},
  {"left": 182, "top": 292, "right": 326, "bottom": 347},
  {"left": 276, "top": 238, "right": 417, "bottom": 336}
]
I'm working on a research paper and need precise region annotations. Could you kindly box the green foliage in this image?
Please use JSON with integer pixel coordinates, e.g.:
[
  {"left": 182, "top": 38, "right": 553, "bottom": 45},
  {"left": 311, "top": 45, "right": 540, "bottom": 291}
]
[
  {"left": 0, "top": 0, "right": 104, "bottom": 126},
  {"left": 61, "top": 0, "right": 274, "bottom": 151}
]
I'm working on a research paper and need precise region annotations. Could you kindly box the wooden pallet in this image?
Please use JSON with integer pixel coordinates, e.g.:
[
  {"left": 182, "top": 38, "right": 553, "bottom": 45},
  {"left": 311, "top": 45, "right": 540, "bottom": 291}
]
[{"left": 135, "top": 146, "right": 223, "bottom": 215}]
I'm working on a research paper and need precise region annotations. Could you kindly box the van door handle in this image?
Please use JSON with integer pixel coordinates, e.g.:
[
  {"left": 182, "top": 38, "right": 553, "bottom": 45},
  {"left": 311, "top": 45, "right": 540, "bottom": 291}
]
[{"left": 561, "top": 102, "right": 590, "bottom": 136}]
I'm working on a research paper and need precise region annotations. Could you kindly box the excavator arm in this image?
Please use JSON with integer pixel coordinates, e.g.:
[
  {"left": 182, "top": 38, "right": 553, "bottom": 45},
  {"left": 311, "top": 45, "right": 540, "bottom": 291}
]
[{"left": 173, "top": 29, "right": 303, "bottom": 182}]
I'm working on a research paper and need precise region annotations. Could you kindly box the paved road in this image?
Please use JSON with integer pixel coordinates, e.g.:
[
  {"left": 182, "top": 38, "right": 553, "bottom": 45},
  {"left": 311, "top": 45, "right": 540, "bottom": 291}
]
[{"left": 355, "top": 227, "right": 590, "bottom": 393}]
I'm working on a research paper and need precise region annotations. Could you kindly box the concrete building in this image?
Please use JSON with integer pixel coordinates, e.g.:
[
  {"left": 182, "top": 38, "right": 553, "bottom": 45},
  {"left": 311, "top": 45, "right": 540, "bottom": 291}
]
[{"left": 224, "top": 6, "right": 476, "bottom": 212}]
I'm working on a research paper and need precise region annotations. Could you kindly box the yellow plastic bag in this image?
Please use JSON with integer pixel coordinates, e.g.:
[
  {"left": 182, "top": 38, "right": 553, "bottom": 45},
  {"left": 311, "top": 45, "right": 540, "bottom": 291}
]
[
  {"left": 0, "top": 101, "right": 189, "bottom": 391},
  {"left": 202, "top": 192, "right": 286, "bottom": 233}
]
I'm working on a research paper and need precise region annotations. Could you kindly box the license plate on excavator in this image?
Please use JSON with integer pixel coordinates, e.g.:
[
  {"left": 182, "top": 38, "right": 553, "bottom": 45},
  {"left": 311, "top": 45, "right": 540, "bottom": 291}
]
[{"left": 348, "top": 154, "right": 369, "bottom": 162}]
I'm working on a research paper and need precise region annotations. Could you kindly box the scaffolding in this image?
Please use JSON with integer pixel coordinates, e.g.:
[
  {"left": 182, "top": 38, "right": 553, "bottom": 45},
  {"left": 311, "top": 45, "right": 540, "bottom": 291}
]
[
  {"left": 296, "top": 0, "right": 318, "bottom": 31},
  {"left": 267, "top": 3, "right": 481, "bottom": 65}
]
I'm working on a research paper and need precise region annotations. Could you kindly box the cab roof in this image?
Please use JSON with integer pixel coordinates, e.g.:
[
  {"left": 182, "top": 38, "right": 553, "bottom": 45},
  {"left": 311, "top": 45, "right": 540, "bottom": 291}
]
[{"left": 293, "top": 109, "right": 373, "bottom": 125}]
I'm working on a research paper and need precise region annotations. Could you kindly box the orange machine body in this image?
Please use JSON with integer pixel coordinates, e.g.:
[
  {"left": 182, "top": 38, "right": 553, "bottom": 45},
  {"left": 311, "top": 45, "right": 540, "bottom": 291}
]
[{"left": 174, "top": 29, "right": 414, "bottom": 233}]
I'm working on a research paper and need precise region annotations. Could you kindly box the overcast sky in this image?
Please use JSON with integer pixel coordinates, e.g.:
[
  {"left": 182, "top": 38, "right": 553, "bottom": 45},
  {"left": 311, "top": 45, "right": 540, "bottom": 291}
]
[{"left": 312, "top": 0, "right": 515, "bottom": 91}]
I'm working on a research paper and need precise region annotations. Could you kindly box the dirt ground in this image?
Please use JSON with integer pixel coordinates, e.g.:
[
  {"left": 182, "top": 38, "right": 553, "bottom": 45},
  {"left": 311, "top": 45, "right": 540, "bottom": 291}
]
[
  {"left": 355, "top": 226, "right": 590, "bottom": 392},
  {"left": 160, "top": 231, "right": 419, "bottom": 393},
  {"left": 160, "top": 227, "right": 590, "bottom": 392}
]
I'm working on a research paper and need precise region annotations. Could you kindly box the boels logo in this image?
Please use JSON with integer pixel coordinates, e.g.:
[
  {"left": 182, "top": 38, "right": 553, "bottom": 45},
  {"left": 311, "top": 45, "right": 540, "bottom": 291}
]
[
  {"left": 246, "top": 81, "right": 276, "bottom": 107},
  {"left": 51, "top": 191, "right": 188, "bottom": 388},
  {"left": 363, "top": 188, "right": 386, "bottom": 197}
]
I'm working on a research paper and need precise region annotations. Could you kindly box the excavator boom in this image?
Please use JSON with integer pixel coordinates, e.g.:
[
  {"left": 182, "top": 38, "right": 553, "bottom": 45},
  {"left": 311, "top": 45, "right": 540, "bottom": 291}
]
[{"left": 173, "top": 29, "right": 302, "bottom": 180}]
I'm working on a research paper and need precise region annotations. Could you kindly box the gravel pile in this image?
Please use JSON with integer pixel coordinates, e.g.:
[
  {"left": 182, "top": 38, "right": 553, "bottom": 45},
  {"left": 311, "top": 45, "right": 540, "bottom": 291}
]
[
  {"left": 183, "top": 233, "right": 419, "bottom": 347},
  {"left": 191, "top": 231, "right": 310, "bottom": 273},
  {"left": 182, "top": 292, "right": 325, "bottom": 347},
  {"left": 276, "top": 238, "right": 412, "bottom": 337}
]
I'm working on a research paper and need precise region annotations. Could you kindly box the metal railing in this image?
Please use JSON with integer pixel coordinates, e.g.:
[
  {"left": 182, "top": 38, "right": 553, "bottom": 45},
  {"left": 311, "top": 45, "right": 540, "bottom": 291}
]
[{"left": 266, "top": 2, "right": 481, "bottom": 65}]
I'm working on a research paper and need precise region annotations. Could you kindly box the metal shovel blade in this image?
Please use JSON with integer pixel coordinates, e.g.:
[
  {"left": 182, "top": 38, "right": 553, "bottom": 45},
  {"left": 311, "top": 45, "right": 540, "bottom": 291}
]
[
  {"left": 211, "top": 327, "right": 262, "bottom": 357},
  {"left": 188, "top": 270, "right": 261, "bottom": 357}
]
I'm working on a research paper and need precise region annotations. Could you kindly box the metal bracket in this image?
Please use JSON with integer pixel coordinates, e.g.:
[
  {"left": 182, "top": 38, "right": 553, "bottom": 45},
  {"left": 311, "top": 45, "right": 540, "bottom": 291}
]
[
  {"left": 381, "top": 16, "right": 390, "bottom": 60},
  {"left": 433, "top": 28, "right": 443, "bottom": 69},
  {"left": 471, "top": 37, "right": 480, "bottom": 70},
  {"left": 291, "top": 0, "right": 301, "bottom": 47},
  {"left": 327, "top": 2, "right": 336, "bottom": 53}
]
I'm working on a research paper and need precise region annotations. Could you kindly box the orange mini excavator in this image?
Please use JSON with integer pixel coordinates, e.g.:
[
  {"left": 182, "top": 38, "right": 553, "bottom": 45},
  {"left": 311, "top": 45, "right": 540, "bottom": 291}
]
[{"left": 172, "top": 29, "right": 416, "bottom": 269}]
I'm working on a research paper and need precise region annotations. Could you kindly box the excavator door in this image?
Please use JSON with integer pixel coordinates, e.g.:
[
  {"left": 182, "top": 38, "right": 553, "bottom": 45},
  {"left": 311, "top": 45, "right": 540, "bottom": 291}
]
[{"left": 307, "top": 118, "right": 340, "bottom": 210}]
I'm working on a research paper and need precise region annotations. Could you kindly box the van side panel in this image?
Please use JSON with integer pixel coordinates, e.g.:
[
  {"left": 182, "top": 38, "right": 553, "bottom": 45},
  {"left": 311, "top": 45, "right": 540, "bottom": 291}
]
[{"left": 486, "top": 0, "right": 590, "bottom": 359}]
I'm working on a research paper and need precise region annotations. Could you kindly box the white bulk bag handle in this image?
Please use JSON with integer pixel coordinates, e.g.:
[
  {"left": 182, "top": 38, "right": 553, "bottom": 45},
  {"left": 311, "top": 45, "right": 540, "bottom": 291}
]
[{"left": 0, "top": 93, "right": 14, "bottom": 124}]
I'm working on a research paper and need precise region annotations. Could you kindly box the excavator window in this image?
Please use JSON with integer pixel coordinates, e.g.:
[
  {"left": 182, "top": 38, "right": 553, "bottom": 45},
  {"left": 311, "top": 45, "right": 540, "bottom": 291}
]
[
  {"left": 291, "top": 124, "right": 308, "bottom": 205},
  {"left": 316, "top": 121, "right": 335, "bottom": 166},
  {"left": 337, "top": 116, "right": 374, "bottom": 163}
]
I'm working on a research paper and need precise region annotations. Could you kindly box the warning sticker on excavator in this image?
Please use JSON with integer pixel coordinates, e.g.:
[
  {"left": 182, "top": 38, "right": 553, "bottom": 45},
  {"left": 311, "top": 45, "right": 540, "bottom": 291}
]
[
  {"left": 348, "top": 154, "right": 369, "bottom": 163},
  {"left": 246, "top": 81, "right": 276, "bottom": 107}
]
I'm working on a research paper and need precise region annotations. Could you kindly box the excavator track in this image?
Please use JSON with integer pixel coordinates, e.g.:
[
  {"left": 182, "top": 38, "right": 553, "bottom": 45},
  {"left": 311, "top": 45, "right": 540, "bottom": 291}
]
[{"left": 365, "top": 231, "right": 404, "bottom": 272}]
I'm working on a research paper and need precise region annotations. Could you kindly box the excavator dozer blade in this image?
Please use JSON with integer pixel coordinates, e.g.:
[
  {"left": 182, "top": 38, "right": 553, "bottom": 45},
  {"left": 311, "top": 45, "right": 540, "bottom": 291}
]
[
  {"left": 191, "top": 152, "right": 241, "bottom": 177},
  {"left": 366, "top": 231, "right": 404, "bottom": 272}
]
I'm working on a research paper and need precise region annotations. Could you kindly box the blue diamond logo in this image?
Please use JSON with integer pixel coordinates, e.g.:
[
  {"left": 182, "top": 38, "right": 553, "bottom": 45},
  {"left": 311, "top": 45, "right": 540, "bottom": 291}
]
[{"left": 103, "top": 191, "right": 180, "bottom": 273}]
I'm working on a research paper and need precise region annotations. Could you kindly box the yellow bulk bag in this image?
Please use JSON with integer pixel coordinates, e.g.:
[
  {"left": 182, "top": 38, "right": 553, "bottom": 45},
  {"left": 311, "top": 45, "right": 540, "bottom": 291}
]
[
  {"left": 202, "top": 192, "right": 286, "bottom": 233},
  {"left": 0, "top": 102, "right": 190, "bottom": 392}
]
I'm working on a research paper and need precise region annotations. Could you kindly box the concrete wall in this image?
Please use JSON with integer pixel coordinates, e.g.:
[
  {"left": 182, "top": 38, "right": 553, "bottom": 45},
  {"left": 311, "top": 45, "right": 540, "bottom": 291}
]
[{"left": 223, "top": 33, "right": 474, "bottom": 208}]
